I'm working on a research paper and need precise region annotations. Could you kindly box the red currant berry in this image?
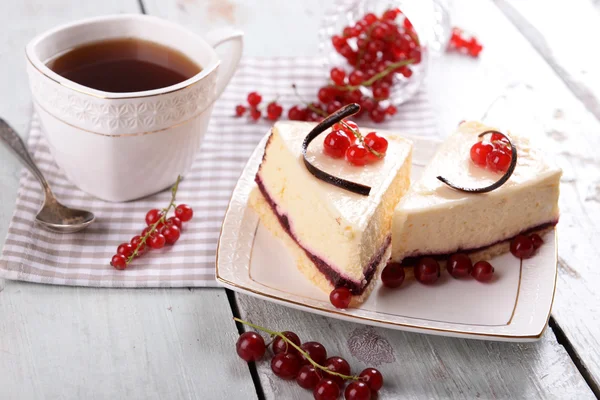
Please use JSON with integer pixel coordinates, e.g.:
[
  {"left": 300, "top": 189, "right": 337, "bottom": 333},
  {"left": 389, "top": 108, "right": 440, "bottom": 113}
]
[
  {"left": 415, "top": 257, "right": 440, "bottom": 284},
  {"left": 324, "top": 356, "right": 351, "bottom": 386},
  {"left": 330, "top": 67, "right": 346, "bottom": 85},
  {"left": 359, "top": 368, "right": 383, "bottom": 392},
  {"left": 145, "top": 209, "right": 162, "bottom": 226},
  {"left": 510, "top": 235, "right": 535, "bottom": 259},
  {"left": 373, "top": 85, "right": 390, "bottom": 100},
  {"left": 247, "top": 92, "right": 262, "bottom": 107},
  {"left": 111, "top": 254, "right": 127, "bottom": 270},
  {"left": 332, "top": 35, "right": 347, "bottom": 50},
  {"left": 296, "top": 365, "right": 321, "bottom": 389},
  {"left": 130, "top": 235, "right": 147, "bottom": 256},
  {"left": 266, "top": 102, "right": 283, "bottom": 120},
  {"left": 348, "top": 70, "right": 365, "bottom": 86},
  {"left": 235, "top": 105, "right": 246, "bottom": 117},
  {"left": 472, "top": 261, "right": 495, "bottom": 282},
  {"left": 345, "top": 381, "right": 371, "bottom": 400},
  {"left": 175, "top": 204, "right": 193, "bottom": 222},
  {"left": 142, "top": 226, "right": 157, "bottom": 237},
  {"left": 324, "top": 130, "right": 352, "bottom": 159},
  {"left": 148, "top": 233, "right": 166, "bottom": 250},
  {"left": 447, "top": 253, "right": 473, "bottom": 278},
  {"left": 363, "top": 13, "right": 378, "bottom": 24},
  {"left": 314, "top": 379, "right": 340, "bottom": 400},
  {"left": 330, "top": 287, "right": 352, "bottom": 309},
  {"left": 369, "top": 108, "right": 386, "bottom": 123},
  {"left": 470, "top": 141, "right": 494, "bottom": 167},
  {"left": 383, "top": 9, "right": 399, "bottom": 20},
  {"left": 486, "top": 149, "right": 511, "bottom": 172},
  {"left": 236, "top": 331, "right": 266, "bottom": 362},
  {"left": 403, "top": 17, "right": 413, "bottom": 30},
  {"left": 365, "top": 132, "right": 388, "bottom": 154},
  {"left": 161, "top": 225, "right": 181, "bottom": 245},
  {"left": 381, "top": 262, "right": 405, "bottom": 288},
  {"left": 272, "top": 331, "right": 301, "bottom": 355},
  {"left": 345, "top": 145, "right": 369, "bottom": 166},
  {"left": 399, "top": 66, "right": 413, "bottom": 78},
  {"left": 345, "top": 90, "right": 362, "bottom": 104},
  {"left": 250, "top": 108, "right": 261, "bottom": 121},
  {"left": 271, "top": 352, "right": 301, "bottom": 380},
  {"left": 530, "top": 233, "right": 544, "bottom": 250},
  {"left": 326, "top": 101, "right": 343, "bottom": 115},
  {"left": 117, "top": 243, "right": 134, "bottom": 258},
  {"left": 300, "top": 342, "right": 328, "bottom": 366},
  {"left": 332, "top": 120, "right": 358, "bottom": 142},
  {"left": 288, "top": 105, "right": 308, "bottom": 121},
  {"left": 386, "top": 105, "right": 397, "bottom": 115},
  {"left": 166, "top": 216, "right": 182, "bottom": 230},
  {"left": 490, "top": 132, "right": 508, "bottom": 143},
  {"left": 318, "top": 87, "right": 336, "bottom": 104}
]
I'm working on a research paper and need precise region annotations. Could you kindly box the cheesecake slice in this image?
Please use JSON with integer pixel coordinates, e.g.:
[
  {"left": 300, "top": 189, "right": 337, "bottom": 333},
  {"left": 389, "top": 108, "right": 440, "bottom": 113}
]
[
  {"left": 250, "top": 121, "right": 412, "bottom": 304},
  {"left": 392, "top": 121, "right": 561, "bottom": 265}
]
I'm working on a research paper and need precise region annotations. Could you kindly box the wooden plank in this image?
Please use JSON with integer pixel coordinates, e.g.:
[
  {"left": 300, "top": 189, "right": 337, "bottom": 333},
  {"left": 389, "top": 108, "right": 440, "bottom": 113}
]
[
  {"left": 0, "top": 284, "right": 256, "bottom": 400},
  {"left": 0, "top": 1, "right": 256, "bottom": 398},
  {"left": 148, "top": 0, "right": 600, "bottom": 397},
  {"left": 236, "top": 294, "right": 595, "bottom": 399}
]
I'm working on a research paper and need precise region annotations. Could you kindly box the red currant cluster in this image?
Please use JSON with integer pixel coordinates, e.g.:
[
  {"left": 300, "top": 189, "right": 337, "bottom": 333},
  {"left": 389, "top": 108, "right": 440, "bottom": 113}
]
[
  {"left": 235, "top": 91, "right": 284, "bottom": 121},
  {"left": 235, "top": 318, "right": 383, "bottom": 400},
  {"left": 470, "top": 132, "right": 512, "bottom": 173},
  {"left": 324, "top": 119, "right": 388, "bottom": 166},
  {"left": 109, "top": 177, "right": 194, "bottom": 270},
  {"left": 448, "top": 27, "right": 483, "bottom": 57}
]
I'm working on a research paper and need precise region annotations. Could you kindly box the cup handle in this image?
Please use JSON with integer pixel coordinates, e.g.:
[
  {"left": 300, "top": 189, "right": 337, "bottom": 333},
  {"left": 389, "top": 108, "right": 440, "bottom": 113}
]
[{"left": 205, "top": 28, "right": 244, "bottom": 98}]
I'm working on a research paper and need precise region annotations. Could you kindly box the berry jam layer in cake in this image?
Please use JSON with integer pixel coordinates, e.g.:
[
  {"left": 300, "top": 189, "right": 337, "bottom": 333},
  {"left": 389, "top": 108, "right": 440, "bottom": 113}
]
[
  {"left": 250, "top": 121, "right": 412, "bottom": 304},
  {"left": 392, "top": 121, "right": 562, "bottom": 265}
]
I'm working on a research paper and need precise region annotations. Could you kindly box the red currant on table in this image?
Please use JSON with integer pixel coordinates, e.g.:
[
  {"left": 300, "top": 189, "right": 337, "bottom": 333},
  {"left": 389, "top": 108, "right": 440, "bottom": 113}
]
[
  {"left": 486, "top": 149, "right": 511, "bottom": 172},
  {"left": 288, "top": 105, "right": 308, "bottom": 121},
  {"left": 250, "top": 108, "right": 261, "bottom": 121},
  {"left": 324, "top": 356, "right": 351, "bottom": 387},
  {"left": 300, "top": 341, "right": 328, "bottom": 365},
  {"left": 314, "top": 379, "right": 340, "bottom": 400},
  {"left": 235, "top": 105, "right": 246, "bottom": 117},
  {"left": 236, "top": 331, "right": 266, "bottom": 362},
  {"left": 318, "top": 86, "right": 336, "bottom": 104},
  {"left": 175, "top": 204, "right": 193, "bottom": 222},
  {"left": 111, "top": 254, "right": 127, "bottom": 270},
  {"left": 117, "top": 243, "right": 134, "bottom": 258},
  {"left": 161, "top": 225, "right": 181, "bottom": 245},
  {"left": 166, "top": 216, "right": 182, "bottom": 230},
  {"left": 247, "top": 91, "right": 262, "bottom": 107},
  {"left": 359, "top": 368, "right": 383, "bottom": 392},
  {"left": 330, "top": 287, "right": 352, "bottom": 309},
  {"left": 324, "top": 130, "right": 352, "bottom": 159},
  {"left": 345, "top": 381, "right": 371, "bottom": 400},
  {"left": 530, "top": 233, "right": 544, "bottom": 249},
  {"left": 345, "top": 145, "right": 370, "bottom": 166},
  {"left": 447, "top": 253, "right": 472, "bottom": 278},
  {"left": 296, "top": 365, "right": 321, "bottom": 389},
  {"left": 470, "top": 141, "right": 494, "bottom": 167},
  {"left": 271, "top": 352, "right": 301, "bottom": 380},
  {"left": 472, "top": 261, "right": 495, "bottom": 282},
  {"left": 145, "top": 209, "right": 163, "bottom": 226},
  {"left": 510, "top": 235, "right": 534, "bottom": 259},
  {"left": 381, "top": 262, "right": 405, "bottom": 288},
  {"left": 415, "top": 257, "right": 440, "bottom": 284},
  {"left": 267, "top": 102, "right": 283, "bottom": 121},
  {"left": 386, "top": 105, "right": 398, "bottom": 115},
  {"left": 130, "top": 235, "right": 146, "bottom": 256},
  {"left": 330, "top": 67, "right": 346, "bottom": 85},
  {"left": 272, "top": 331, "right": 301, "bottom": 355},
  {"left": 148, "top": 233, "right": 166, "bottom": 250}
]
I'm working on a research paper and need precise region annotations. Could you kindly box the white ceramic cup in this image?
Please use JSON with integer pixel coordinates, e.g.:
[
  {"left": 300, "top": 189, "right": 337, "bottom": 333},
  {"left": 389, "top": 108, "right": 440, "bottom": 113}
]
[{"left": 26, "top": 14, "right": 243, "bottom": 202}]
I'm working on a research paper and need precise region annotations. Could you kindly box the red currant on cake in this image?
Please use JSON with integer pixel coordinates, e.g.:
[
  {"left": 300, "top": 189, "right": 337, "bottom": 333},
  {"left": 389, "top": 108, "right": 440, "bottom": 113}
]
[
  {"left": 236, "top": 331, "right": 266, "bottom": 362},
  {"left": 470, "top": 141, "right": 494, "bottom": 167},
  {"left": 415, "top": 257, "right": 440, "bottom": 284},
  {"left": 324, "top": 130, "right": 352, "bottom": 159},
  {"left": 332, "top": 120, "right": 359, "bottom": 143},
  {"left": 471, "top": 261, "right": 495, "bottom": 282},
  {"left": 487, "top": 149, "right": 511, "bottom": 172},
  {"left": 345, "top": 144, "right": 370, "bottom": 166}
]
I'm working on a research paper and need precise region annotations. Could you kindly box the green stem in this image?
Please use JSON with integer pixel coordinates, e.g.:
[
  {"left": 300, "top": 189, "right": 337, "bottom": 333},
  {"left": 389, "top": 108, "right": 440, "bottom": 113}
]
[
  {"left": 234, "top": 317, "right": 359, "bottom": 381},
  {"left": 127, "top": 175, "right": 182, "bottom": 263}
]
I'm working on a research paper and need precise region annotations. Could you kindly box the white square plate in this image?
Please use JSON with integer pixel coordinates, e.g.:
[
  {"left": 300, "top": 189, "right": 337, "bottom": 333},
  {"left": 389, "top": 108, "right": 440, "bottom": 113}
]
[{"left": 216, "top": 133, "right": 557, "bottom": 342}]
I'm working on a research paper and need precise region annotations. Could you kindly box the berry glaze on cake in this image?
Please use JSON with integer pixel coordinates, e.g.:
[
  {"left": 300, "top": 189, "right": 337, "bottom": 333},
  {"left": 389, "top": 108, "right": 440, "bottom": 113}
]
[{"left": 250, "top": 121, "right": 412, "bottom": 304}]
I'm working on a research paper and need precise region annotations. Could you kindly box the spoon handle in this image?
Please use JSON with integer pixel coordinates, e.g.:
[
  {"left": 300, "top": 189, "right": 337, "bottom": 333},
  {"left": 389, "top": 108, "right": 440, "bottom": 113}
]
[{"left": 0, "top": 118, "right": 51, "bottom": 192}]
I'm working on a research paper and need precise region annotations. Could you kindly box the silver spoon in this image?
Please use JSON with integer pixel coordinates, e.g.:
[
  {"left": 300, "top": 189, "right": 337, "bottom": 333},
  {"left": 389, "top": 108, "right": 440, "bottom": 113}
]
[{"left": 0, "top": 118, "right": 95, "bottom": 233}]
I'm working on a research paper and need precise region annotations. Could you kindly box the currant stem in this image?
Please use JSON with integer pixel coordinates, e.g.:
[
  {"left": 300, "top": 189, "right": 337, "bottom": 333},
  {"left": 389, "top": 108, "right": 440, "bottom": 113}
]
[
  {"left": 233, "top": 317, "right": 359, "bottom": 381},
  {"left": 127, "top": 175, "right": 182, "bottom": 263},
  {"left": 335, "top": 58, "right": 415, "bottom": 91}
]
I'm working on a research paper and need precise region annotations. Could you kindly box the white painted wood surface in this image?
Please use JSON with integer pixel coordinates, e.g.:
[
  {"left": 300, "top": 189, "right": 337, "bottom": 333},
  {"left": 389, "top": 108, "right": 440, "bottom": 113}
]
[{"left": 0, "top": 0, "right": 599, "bottom": 398}]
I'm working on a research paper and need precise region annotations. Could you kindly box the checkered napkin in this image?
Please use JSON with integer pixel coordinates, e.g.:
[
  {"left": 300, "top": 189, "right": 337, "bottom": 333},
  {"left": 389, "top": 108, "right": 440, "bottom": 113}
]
[{"left": 0, "top": 57, "right": 437, "bottom": 287}]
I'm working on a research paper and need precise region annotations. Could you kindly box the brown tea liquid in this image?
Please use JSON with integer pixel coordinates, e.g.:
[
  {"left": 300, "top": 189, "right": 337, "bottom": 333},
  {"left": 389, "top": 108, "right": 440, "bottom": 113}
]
[{"left": 46, "top": 38, "right": 202, "bottom": 93}]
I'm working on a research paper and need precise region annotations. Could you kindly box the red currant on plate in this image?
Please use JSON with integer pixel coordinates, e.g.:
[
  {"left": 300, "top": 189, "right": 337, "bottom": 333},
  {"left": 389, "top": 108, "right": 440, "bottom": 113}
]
[
  {"left": 236, "top": 331, "right": 265, "bottom": 362},
  {"left": 447, "top": 253, "right": 472, "bottom": 278},
  {"left": 345, "top": 381, "right": 371, "bottom": 400},
  {"left": 314, "top": 379, "right": 340, "bottom": 400},
  {"left": 111, "top": 254, "right": 127, "bottom": 270},
  {"left": 175, "top": 204, "right": 193, "bottom": 222},
  {"left": 300, "top": 341, "right": 327, "bottom": 365},
  {"left": 272, "top": 331, "right": 301, "bottom": 355},
  {"left": 472, "top": 261, "right": 495, "bottom": 282},
  {"left": 359, "top": 368, "right": 383, "bottom": 392},
  {"left": 296, "top": 365, "right": 321, "bottom": 389},
  {"left": 470, "top": 141, "right": 494, "bottom": 167},
  {"left": 415, "top": 257, "right": 440, "bottom": 284},
  {"left": 329, "top": 287, "right": 352, "bottom": 309},
  {"left": 381, "top": 262, "right": 405, "bottom": 288},
  {"left": 510, "top": 235, "right": 535, "bottom": 259},
  {"left": 324, "top": 130, "right": 352, "bottom": 159},
  {"left": 271, "top": 352, "right": 301, "bottom": 380}
]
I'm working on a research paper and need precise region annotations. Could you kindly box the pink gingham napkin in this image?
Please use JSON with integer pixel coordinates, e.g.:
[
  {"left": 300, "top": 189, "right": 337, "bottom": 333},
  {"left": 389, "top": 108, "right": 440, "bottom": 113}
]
[{"left": 0, "top": 57, "right": 437, "bottom": 287}]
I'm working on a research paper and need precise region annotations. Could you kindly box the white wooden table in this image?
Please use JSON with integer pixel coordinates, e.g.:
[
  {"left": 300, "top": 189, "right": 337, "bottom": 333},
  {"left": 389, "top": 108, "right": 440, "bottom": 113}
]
[{"left": 1, "top": 0, "right": 599, "bottom": 398}]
